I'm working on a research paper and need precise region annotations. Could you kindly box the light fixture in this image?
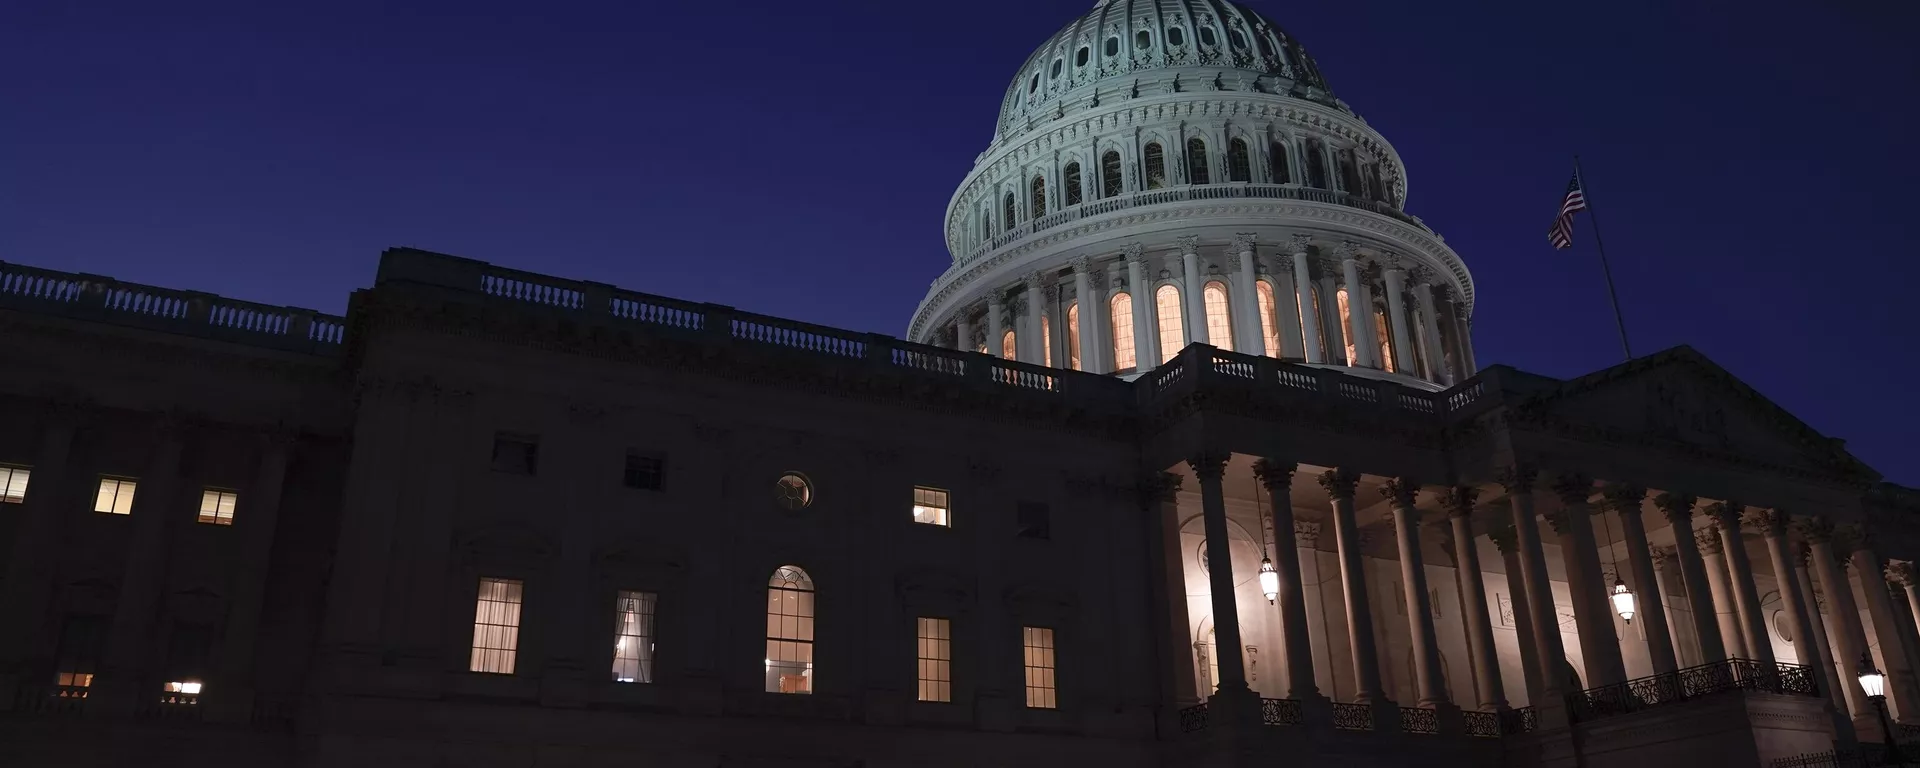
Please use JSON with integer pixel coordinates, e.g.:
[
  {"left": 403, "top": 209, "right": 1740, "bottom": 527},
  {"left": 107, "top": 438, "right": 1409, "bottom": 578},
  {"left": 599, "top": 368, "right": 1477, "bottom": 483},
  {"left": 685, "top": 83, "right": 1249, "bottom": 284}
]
[
  {"left": 1859, "top": 653, "right": 1888, "bottom": 700},
  {"left": 1611, "top": 579, "right": 1637, "bottom": 623},
  {"left": 1259, "top": 557, "right": 1280, "bottom": 604}
]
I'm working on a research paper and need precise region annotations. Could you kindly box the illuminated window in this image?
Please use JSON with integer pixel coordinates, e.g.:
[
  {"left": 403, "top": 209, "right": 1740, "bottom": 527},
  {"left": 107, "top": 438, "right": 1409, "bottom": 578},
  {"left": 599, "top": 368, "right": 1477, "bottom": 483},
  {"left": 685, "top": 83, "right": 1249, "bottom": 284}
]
[
  {"left": 197, "top": 489, "right": 237, "bottom": 526},
  {"left": 93, "top": 478, "right": 136, "bottom": 515},
  {"left": 1203, "top": 281, "right": 1234, "bottom": 352},
  {"left": 1227, "top": 139, "right": 1251, "bottom": 182},
  {"left": 1186, "top": 138, "right": 1210, "bottom": 185},
  {"left": 1030, "top": 176, "right": 1047, "bottom": 219},
  {"left": 163, "top": 622, "right": 213, "bottom": 703},
  {"left": 1256, "top": 281, "right": 1280, "bottom": 356},
  {"left": 1109, "top": 292, "right": 1136, "bottom": 371},
  {"left": 1270, "top": 141, "right": 1291, "bottom": 184},
  {"left": 1375, "top": 308, "right": 1396, "bottom": 373},
  {"left": 1144, "top": 143, "right": 1166, "bottom": 189},
  {"left": 1101, "top": 151, "right": 1122, "bottom": 198},
  {"left": 0, "top": 465, "right": 28, "bottom": 504},
  {"left": 917, "top": 617, "right": 952, "bottom": 703},
  {"left": 912, "top": 487, "right": 950, "bottom": 527},
  {"left": 53, "top": 614, "right": 104, "bottom": 699},
  {"left": 470, "top": 577, "right": 523, "bottom": 674},
  {"left": 1155, "top": 285, "right": 1185, "bottom": 363},
  {"left": 766, "top": 566, "right": 815, "bottom": 694},
  {"left": 1063, "top": 163, "right": 1082, "bottom": 207},
  {"left": 1042, "top": 316, "right": 1052, "bottom": 368},
  {"left": 161, "top": 680, "right": 203, "bottom": 705},
  {"left": 611, "top": 590, "right": 657, "bottom": 683},
  {"left": 1336, "top": 288, "right": 1357, "bottom": 366},
  {"left": 776, "top": 473, "right": 813, "bottom": 510},
  {"left": 1066, "top": 303, "right": 1081, "bottom": 371},
  {"left": 1023, "top": 627, "right": 1057, "bottom": 709},
  {"left": 1001, "top": 329, "right": 1016, "bottom": 360}
]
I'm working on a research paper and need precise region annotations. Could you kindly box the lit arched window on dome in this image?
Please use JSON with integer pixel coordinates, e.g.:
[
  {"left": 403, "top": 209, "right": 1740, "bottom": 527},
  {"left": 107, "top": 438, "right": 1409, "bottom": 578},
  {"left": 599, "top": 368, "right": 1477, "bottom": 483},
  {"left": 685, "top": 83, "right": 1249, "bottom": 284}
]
[
  {"left": 1042, "top": 316, "right": 1052, "bottom": 368},
  {"left": 1066, "top": 303, "right": 1080, "bottom": 371},
  {"left": 1305, "top": 139, "right": 1329, "bottom": 189},
  {"left": 1030, "top": 176, "right": 1047, "bottom": 219},
  {"left": 1155, "top": 285, "right": 1184, "bottom": 364},
  {"left": 1203, "top": 281, "right": 1233, "bottom": 352},
  {"left": 1144, "top": 143, "right": 1167, "bottom": 190},
  {"left": 1269, "top": 141, "right": 1291, "bottom": 184},
  {"left": 1228, "top": 140, "right": 1251, "bottom": 183},
  {"left": 1374, "top": 306, "right": 1396, "bottom": 373},
  {"left": 1256, "top": 280, "right": 1280, "bottom": 357},
  {"left": 1101, "top": 151, "right": 1122, "bottom": 198},
  {"left": 1308, "top": 283, "right": 1326, "bottom": 359},
  {"left": 1063, "top": 163, "right": 1083, "bottom": 207},
  {"left": 1001, "top": 329, "right": 1016, "bottom": 360},
  {"left": 1186, "top": 138, "right": 1210, "bottom": 185},
  {"left": 1110, "top": 293, "right": 1136, "bottom": 372},
  {"left": 1336, "top": 287, "right": 1357, "bottom": 366},
  {"left": 1003, "top": 192, "right": 1017, "bottom": 230}
]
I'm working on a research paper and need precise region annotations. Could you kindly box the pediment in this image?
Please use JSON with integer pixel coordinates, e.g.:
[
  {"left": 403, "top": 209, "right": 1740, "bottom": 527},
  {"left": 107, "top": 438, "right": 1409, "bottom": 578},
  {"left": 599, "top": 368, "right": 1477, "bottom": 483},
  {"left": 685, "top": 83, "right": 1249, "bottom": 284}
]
[{"left": 1509, "top": 347, "right": 1869, "bottom": 479}]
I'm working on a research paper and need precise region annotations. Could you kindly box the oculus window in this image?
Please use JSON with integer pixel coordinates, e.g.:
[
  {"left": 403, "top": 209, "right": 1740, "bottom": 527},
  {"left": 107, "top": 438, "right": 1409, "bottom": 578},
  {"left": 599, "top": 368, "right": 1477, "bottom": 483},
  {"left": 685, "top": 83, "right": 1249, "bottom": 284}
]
[{"left": 776, "top": 473, "right": 812, "bottom": 510}]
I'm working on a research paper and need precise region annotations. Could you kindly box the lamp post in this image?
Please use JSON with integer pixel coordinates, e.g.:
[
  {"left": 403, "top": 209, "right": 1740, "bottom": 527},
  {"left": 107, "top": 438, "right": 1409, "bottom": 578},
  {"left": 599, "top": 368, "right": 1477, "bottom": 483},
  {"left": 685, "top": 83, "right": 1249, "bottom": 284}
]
[{"left": 1860, "top": 652, "right": 1906, "bottom": 765}]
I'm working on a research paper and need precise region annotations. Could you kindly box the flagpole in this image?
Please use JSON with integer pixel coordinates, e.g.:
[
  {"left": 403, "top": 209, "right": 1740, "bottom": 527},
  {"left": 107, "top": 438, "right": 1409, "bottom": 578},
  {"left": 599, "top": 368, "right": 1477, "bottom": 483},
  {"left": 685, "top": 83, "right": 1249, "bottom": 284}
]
[{"left": 1575, "top": 154, "right": 1633, "bottom": 361}]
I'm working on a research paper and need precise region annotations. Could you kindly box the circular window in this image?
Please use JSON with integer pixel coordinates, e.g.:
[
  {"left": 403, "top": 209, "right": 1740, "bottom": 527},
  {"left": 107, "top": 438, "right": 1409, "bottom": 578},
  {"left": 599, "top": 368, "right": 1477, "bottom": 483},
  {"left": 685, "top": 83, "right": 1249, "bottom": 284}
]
[
  {"left": 1168, "top": 27, "right": 1185, "bottom": 46},
  {"left": 1135, "top": 30, "right": 1151, "bottom": 49},
  {"left": 776, "top": 473, "right": 813, "bottom": 510},
  {"left": 1050, "top": 59, "right": 1063, "bottom": 78},
  {"left": 1199, "top": 27, "right": 1218, "bottom": 47},
  {"left": 1104, "top": 37, "right": 1119, "bottom": 56},
  {"left": 1076, "top": 46, "right": 1089, "bottom": 67}
]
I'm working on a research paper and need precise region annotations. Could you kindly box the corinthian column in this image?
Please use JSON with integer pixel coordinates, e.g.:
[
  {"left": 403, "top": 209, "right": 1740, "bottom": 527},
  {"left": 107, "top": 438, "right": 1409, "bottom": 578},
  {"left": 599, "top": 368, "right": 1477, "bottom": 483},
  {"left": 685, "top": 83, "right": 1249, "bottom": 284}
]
[
  {"left": 987, "top": 291, "right": 1008, "bottom": 360},
  {"left": 1549, "top": 474, "right": 1627, "bottom": 686},
  {"left": 1337, "top": 244, "right": 1374, "bottom": 368},
  {"left": 1126, "top": 244, "right": 1160, "bottom": 368},
  {"left": 1071, "top": 257, "right": 1098, "bottom": 373},
  {"left": 1655, "top": 493, "right": 1727, "bottom": 662},
  {"left": 1177, "top": 235, "right": 1206, "bottom": 346},
  {"left": 1192, "top": 454, "right": 1250, "bottom": 702},
  {"left": 1382, "top": 256, "right": 1418, "bottom": 374},
  {"left": 1806, "top": 520, "right": 1875, "bottom": 733},
  {"left": 1021, "top": 272, "right": 1047, "bottom": 365},
  {"left": 1756, "top": 509, "right": 1825, "bottom": 681},
  {"left": 1270, "top": 254, "right": 1306, "bottom": 360},
  {"left": 1231, "top": 235, "right": 1264, "bottom": 356},
  {"left": 1708, "top": 502, "right": 1774, "bottom": 663},
  {"left": 1797, "top": 541, "right": 1851, "bottom": 721},
  {"left": 1254, "top": 459, "right": 1319, "bottom": 701},
  {"left": 1383, "top": 479, "right": 1447, "bottom": 706},
  {"left": 1315, "top": 258, "right": 1346, "bottom": 365},
  {"left": 1604, "top": 485, "right": 1677, "bottom": 674},
  {"left": 1412, "top": 268, "right": 1448, "bottom": 384},
  {"left": 1500, "top": 466, "right": 1568, "bottom": 703},
  {"left": 1697, "top": 527, "right": 1750, "bottom": 659},
  {"left": 1850, "top": 535, "right": 1920, "bottom": 720},
  {"left": 1441, "top": 487, "right": 1506, "bottom": 710},
  {"left": 1319, "top": 468, "right": 1385, "bottom": 704},
  {"left": 1287, "top": 235, "right": 1323, "bottom": 364}
]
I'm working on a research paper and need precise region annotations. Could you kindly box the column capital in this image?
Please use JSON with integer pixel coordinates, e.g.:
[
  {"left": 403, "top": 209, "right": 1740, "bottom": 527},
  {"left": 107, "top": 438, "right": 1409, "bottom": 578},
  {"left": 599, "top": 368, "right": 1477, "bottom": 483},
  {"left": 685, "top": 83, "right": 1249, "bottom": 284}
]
[
  {"left": 1746, "top": 508, "right": 1793, "bottom": 537},
  {"left": 1139, "top": 472, "right": 1183, "bottom": 504},
  {"left": 1231, "top": 232, "right": 1257, "bottom": 254},
  {"left": 1022, "top": 271, "right": 1046, "bottom": 294},
  {"left": 1694, "top": 527, "right": 1724, "bottom": 555},
  {"left": 1795, "top": 516, "right": 1836, "bottom": 544},
  {"left": 1438, "top": 487, "right": 1480, "bottom": 519},
  {"left": 1599, "top": 484, "right": 1646, "bottom": 513},
  {"left": 1187, "top": 452, "right": 1230, "bottom": 480},
  {"left": 1316, "top": 468, "right": 1360, "bottom": 501},
  {"left": 1648, "top": 545, "right": 1675, "bottom": 568},
  {"left": 1334, "top": 240, "right": 1360, "bottom": 260},
  {"left": 1069, "top": 255, "right": 1093, "bottom": 274},
  {"left": 1495, "top": 465, "right": 1538, "bottom": 494},
  {"left": 1836, "top": 523, "right": 1869, "bottom": 556},
  {"left": 1379, "top": 478, "right": 1420, "bottom": 509},
  {"left": 1124, "top": 241, "right": 1149, "bottom": 266},
  {"left": 1411, "top": 264, "right": 1437, "bottom": 285},
  {"left": 1793, "top": 540, "right": 1815, "bottom": 567},
  {"left": 1704, "top": 501, "right": 1745, "bottom": 529},
  {"left": 1652, "top": 492, "right": 1699, "bottom": 525},
  {"left": 1315, "top": 256, "right": 1343, "bottom": 279},
  {"left": 1175, "top": 235, "right": 1201, "bottom": 255},
  {"left": 1288, "top": 233, "right": 1313, "bottom": 255},
  {"left": 1252, "top": 458, "right": 1296, "bottom": 491},
  {"left": 1274, "top": 253, "right": 1296, "bottom": 270},
  {"left": 1887, "top": 561, "right": 1916, "bottom": 588},
  {"left": 1293, "top": 519, "right": 1322, "bottom": 546},
  {"left": 1549, "top": 473, "right": 1594, "bottom": 505},
  {"left": 1486, "top": 523, "right": 1518, "bottom": 554},
  {"left": 1543, "top": 510, "right": 1571, "bottom": 536}
]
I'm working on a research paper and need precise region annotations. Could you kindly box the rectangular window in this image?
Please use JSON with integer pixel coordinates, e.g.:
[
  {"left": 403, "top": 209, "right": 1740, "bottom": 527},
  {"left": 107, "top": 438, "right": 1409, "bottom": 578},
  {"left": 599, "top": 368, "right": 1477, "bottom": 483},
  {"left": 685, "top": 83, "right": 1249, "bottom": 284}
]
[
  {"left": 53, "top": 614, "right": 105, "bottom": 699},
  {"left": 912, "top": 487, "right": 950, "bottom": 527},
  {"left": 93, "top": 478, "right": 136, "bottom": 515},
  {"left": 162, "top": 622, "right": 213, "bottom": 702},
  {"left": 917, "top": 617, "right": 952, "bottom": 703},
  {"left": 1023, "top": 626, "right": 1057, "bottom": 709},
  {"left": 470, "top": 577, "right": 524, "bottom": 674},
  {"left": 490, "top": 433, "right": 538, "bottom": 475},
  {"left": 611, "top": 590, "right": 657, "bottom": 683},
  {"left": 623, "top": 451, "right": 664, "bottom": 491},
  {"left": 197, "top": 489, "right": 238, "bottom": 525},
  {"left": 0, "top": 465, "right": 30, "bottom": 504},
  {"left": 1016, "top": 502, "right": 1051, "bottom": 540}
]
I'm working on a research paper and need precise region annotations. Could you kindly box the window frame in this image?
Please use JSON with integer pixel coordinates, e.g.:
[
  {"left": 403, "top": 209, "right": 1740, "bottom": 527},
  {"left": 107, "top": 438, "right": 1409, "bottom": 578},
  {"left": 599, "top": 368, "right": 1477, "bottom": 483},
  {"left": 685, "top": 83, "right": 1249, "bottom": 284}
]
[
  {"left": 1109, "top": 291, "right": 1137, "bottom": 372},
  {"left": 911, "top": 486, "right": 951, "bottom": 528},
  {"left": 1186, "top": 137, "right": 1210, "bottom": 185},
  {"left": 916, "top": 617, "right": 953, "bottom": 703},
  {"left": 765, "top": 565, "right": 816, "bottom": 695},
  {"left": 1022, "top": 626, "right": 1058, "bottom": 709},
  {"left": 93, "top": 476, "right": 137, "bottom": 516},
  {"left": 610, "top": 589, "right": 659, "bottom": 684},
  {"left": 469, "top": 577, "right": 525, "bottom": 675},
  {"left": 1202, "top": 281, "right": 1234, "bottom": 353},
  {"left": 0, "top": 465, "right": 30, "bottom": 505},
  {"left": 196, "top": 488, "right": 238, "bottom": 526},
  {"left": 1154, "top": 284, "right": 1185, "bottom": 364}
]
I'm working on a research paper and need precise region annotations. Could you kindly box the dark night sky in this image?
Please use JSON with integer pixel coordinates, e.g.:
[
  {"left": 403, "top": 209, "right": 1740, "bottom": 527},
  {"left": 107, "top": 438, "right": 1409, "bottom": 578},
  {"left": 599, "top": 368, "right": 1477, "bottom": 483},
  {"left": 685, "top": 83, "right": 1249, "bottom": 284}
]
[{"left": 4, "top": 0, "right": 1916, "bottom": 483}]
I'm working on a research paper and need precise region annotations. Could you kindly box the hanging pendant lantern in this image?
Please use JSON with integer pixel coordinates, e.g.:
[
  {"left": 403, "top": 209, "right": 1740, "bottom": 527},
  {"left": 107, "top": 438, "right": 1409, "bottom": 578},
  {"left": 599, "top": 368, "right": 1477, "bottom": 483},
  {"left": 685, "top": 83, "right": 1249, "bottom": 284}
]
[
  {"left": 1259, "top": 557, "right": 1279, "bottom": 605},
  {"left": 1611, "top": 579, "right": 1637, "bottom": 623}
]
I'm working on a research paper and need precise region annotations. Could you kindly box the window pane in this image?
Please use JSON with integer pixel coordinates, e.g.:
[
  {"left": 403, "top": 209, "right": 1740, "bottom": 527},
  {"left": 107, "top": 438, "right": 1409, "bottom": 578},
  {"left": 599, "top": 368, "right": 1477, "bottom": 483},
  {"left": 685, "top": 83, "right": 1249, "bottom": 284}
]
[
  {"left": 1066, "top": 303, "right": 1080, "bottom": 371},
  {"left": 1023, "top": 626, "right": 1057, "bottom": 709},
  {"left": 912, "top": 487, "right": 950, "bottom": 527},
  {"left": 611, "top": 590, "right": 657, "bottom": 683},
  {"left": 766, "top": 566, "right": 815, "bottom": 694},
  {"left": 1030, "top": 176, "right": 1046, "bottom": 219},
  {"left": 1101, "top": 151, "right": 1122, "bottom": 198},
  {"left": 0, "top": 466, "right": 30, "bottom": 504},
  {"left": 1228, "top": 139, "right": 1251, "bottom": 182},
  {"left": 94, "top": 478, "right": 136, "bottom": 515},
  {"left": 1144, "top": 143, "right": 1165, "bottom": 190},
  {"left": 1001, "top": 329, "right": 1016, "bottom": 360},
  {"left": 197, "top": 489, "right": 237, "bottom": 526},
  {"left": 1256, "top": 281, "right": 1281, "bottom": 357},
  {"left": 470, "top": 577, "right": 523, "bottom": 674},
  {"left": 1203, "top": 281, "right": 1234, "bottom": 353},
  {"left": 1042, "top": 317, "right": 1051, "bottom": 368},
  {"left": 1186, "top": 138, "right": 1209, "bottom": 185},
  {"left": 1109, "top": 293, "right": 1136, "bottom": 371},
  {"left": 1063, "top": 163, "right": 1082, "bottom": 207},
  {"left": 1337, "top": 288, "right": 1357, "bottom": 366},
  {"left": 1155, "top": 285, "right": 1184, "bottom": 364},
  {"left": 917, "top": 617, "right": 952, "bottom": 702}
]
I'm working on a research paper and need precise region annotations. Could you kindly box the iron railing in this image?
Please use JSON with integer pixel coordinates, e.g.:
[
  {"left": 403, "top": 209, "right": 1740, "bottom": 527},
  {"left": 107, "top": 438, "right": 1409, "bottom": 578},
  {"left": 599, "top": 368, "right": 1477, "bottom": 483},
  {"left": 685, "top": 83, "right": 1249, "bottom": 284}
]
[
  {"left": 1500, "top": 706, "right": 1537, "bottom": 735},
  {"left": 1331, "top": 702, "right": 1372, "bottom": 731},
  {"left": 1463, "top": 710, "right": 1501, "bottom": 738},
  {"left": 1772, "top": 747, "right": 1915, "bottom": 767},
  {"left": 1569, "top": 658, "right": 1818, "bottom": 724},
  {"left": 1179, "top": 702, "right": 1210, "bottom": 733},
  {"left": 1400, "top": 706, "right": 1437, "bottom": 734},
  {"left": 1261, "top": 697, "right": 1302, "bottom": 726}
]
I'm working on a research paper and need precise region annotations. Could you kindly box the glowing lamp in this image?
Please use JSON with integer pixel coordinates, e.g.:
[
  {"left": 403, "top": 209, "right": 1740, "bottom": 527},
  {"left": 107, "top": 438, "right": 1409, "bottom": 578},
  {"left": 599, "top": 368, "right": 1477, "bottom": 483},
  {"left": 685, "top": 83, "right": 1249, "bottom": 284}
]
[
  {"left": 1860, "top": 653, "right": 1888, "bottom": 700},
  {"left": 1259, "top": 557, "right": 1279, "bottom": 605},
  {"left": 1610, "top": 580, "right": 1637, "bottom": 623}
]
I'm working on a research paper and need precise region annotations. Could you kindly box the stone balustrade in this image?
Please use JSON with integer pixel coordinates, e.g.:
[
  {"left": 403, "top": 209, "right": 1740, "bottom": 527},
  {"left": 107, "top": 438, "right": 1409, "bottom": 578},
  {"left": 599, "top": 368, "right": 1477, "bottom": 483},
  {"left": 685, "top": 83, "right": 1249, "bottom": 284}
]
[{"left": 0, "top": 260, "right": 345, "bottom": 354}]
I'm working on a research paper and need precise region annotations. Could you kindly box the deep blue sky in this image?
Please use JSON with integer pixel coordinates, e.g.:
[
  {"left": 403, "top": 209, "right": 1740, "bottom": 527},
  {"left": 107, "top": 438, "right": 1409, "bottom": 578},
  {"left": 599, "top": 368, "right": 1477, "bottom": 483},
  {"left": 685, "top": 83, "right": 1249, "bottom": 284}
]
[{"left": 4, "top": 0, "right": 1916, "bottom": 483}]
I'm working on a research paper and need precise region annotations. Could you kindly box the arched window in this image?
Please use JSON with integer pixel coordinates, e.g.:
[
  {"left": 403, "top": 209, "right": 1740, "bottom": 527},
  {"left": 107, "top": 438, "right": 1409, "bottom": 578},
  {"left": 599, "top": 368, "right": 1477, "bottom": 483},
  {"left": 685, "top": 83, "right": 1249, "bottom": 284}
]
[
  {"left": 1110, "top": 292, "right": 1136, "bottom": 371},
  {"left": 1199, "top": 27, "right": 1218, "bottom": 47},
  {"left": 1256, "top": 280, "right": 1280, "bottom": 356},
  {"left": 1167, "top": 27, "right": 1185, "bottom": 46},
  {"left": 1305, "top": 139, "right": 1328, "bottom": 189},
  {"left": 1105, "top": 37, "right": 1120, "bottom": 57},
  {"left": 1155, "top": 284, "right": 1185, "bottom": 364},
  {"left": 1227, "top": 139, "right": 1251, "bottom": 182},
  {"left": 1186, "top": 138, "right": 1210, "bottom": 185},
  {"left": 1066, "top": 303, "right": 1081, "bottom": 371},
  {"left": 1076, "top": 47, "right": 1089, "bottom": 67},
  {"left": 1368, "top": 164, "right": 1389, "bottom": 203},
  {"left": 1003, "top": 192, "right": 1017, "bottom": 229},
  {"left": 766, "top": 566, "right": 815, "bottom": 694},
  {"left": 1030, "top": 176, "right": 1047, "bottom": 219},
  {"left": 1337, "top": 149, "right": 1361, "bottom": 194},
  {"left": 1143, "top": 143, "right": 1166, "bottom": 190},
  {"left": 1041, "top": 316, "right": 1052, "bottom": 368},
  {"left": 1101, "top": 151, "right": 1122, "bottom": 198},
  {"left": 1203, "top": 281, "right": 1234, "bottom": 352},
  {"left": 1269, "top": 142, "right": 1291, "bottom": 184},
  {"left": 1336, "top": 287, "right": 1357, "bottom": 366},
  {"left": 1308, "top": 283, "right": 1326, "bottom": 358},
  {"left": 1135, "top": 30, "right": 1152, "bottom": 49},
  {"left": 1001, "top": 329, "right": 1017, "bottom": 360},
  {"left": 1374, "top": 306, "right": 1396, "bottom": 373},
  {"left": 1063, "top": 163, "right": 1083, "bottom": 207}
]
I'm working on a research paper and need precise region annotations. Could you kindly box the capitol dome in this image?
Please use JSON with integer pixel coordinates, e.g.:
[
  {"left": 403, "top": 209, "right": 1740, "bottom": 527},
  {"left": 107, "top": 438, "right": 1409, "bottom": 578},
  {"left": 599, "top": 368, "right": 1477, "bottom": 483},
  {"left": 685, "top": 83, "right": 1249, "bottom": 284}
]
[{"left": 909, "top": 0, "right": 1478, "bottom": 392}]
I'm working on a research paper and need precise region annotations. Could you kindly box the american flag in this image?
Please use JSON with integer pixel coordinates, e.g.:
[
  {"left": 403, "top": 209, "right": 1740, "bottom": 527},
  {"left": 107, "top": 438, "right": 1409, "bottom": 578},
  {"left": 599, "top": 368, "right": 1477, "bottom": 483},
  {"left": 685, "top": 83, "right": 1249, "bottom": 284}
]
[{"left": 1547, "top": 171, "right": 1588, "bottom": 250}]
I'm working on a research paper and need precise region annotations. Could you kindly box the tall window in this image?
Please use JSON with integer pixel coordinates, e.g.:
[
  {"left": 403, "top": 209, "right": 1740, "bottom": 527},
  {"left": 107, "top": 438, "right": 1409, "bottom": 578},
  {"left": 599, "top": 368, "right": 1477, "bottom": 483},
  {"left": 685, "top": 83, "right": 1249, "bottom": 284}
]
[
  {"left": 470, "top": 577, "right": 523, "bottom": 674},
  {"left": 1023, "top": 627, "right": 1057, "bottom": 709},
  {"left": 1202, "top": 281, "right": 1234, "bottom": 352},
  {"left": 1101, "top": 151, "right": 1122, "bottom": 197},
  {"left": 197, "top": 489, "right": 237, "bottom": 526},
  {"left": 1066, "top": 303, "right": 1081, "bottom": 371},
  {"left": 917, "top": 617, "right": 952, "bottom": 703},
  {"left": 1270, "top": 141, "right": 1291, "bottom": 183},
  {"left": 1155, "top": 285, "right": 1185, "bottom": 363},
  {"left": 766, "top": 566, "right": 815, "bottom": 694},
  {"left": 0, "top": 465, "right": 29, "bottom": 504},
  {"left": 1041, "top": 317, "right": 1052, "bottom": 368},
  {"left": 93, "top": 478, "right": 136, "bottom": 515},
  {"left": 1336, "top": 287, "right": 1357, "bottom": 366},
  {"left": 912, "top": 487, "right": 950, "bottom": 527},
  {"left": 1256, "top": 280, "right": 1281, "bottom": 356},
  {"left": 1109, "top": 292, "right": 1137, "bottom": 371},
  {"left": 163, "top": 622, "right": 213, "bottom": 701},
  {"left": 1003, "top": 192, "right": 1016, "bottom": 230},
  {"left": 1063, "top": 163, "right": 1083, "bottom": 207},
  {"left": 612, "top": 590, "right": 657, "bottom": 683},
  {"left": 1143, "top": 143, "right": 1166, "bottom": 189},
  {"left": 1375, "top": 308, "right": 1396, "bottom": 373},
  {"left": 1227, "top": 139, "right": 1251, "bottom": 182},
  {"left": 1305, "top": 139, "right": 1328, "bottom": 189},
  {"left": 1186, "top": 138, "right": 1210, "bottom": 185},
  {"left": 1030, "top": 176, "right": 1047, "bottom": 219},
  {"left": 53, "top": 614, "right": 105, "bottom": 697},
  {"left": 1337, "top": 149, "right": 1361, "bottom": 194},
  {"left": 1368, "top": 164, "right": 1388, "bottom": 203},
  {"left": 1001, "top": 329, "right": 1016, "bottom": 360}
]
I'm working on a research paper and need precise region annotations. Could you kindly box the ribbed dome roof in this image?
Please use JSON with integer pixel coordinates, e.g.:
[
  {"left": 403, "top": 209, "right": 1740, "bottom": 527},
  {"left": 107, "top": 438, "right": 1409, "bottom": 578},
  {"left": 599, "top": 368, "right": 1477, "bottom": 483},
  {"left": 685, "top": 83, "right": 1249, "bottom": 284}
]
[{"left": 997, "top": 0, "right": 1335, "bottom": 134}]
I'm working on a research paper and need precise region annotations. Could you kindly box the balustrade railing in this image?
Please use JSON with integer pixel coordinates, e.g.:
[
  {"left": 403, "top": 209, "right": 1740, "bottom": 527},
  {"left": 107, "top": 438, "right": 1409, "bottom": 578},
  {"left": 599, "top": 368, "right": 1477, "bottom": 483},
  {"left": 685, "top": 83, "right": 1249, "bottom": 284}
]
[
  {"left": 1569, "top": 658, "right": 1817, "bottom": 724},
  {"left": 1331, "top": 702, "right": 1372, "bottom": 731},
  {"left": 1261, "top": 697, "right": 1302, "bottom": 726},
  {"left": 1463, "top": 710, "right": 1501, "bottom": 738},
  {"left": 1, "top": 260, "right": 347, "bottom": 354},
  {"left": 1179, "top": 702, "right": 1210, "bottom": 733},
  {"left": 1400, "top": 706, "right": 1437, "bottom": 734},
  {"left": 1499, "top": 706, "right": 1537, "bottom": 735}
]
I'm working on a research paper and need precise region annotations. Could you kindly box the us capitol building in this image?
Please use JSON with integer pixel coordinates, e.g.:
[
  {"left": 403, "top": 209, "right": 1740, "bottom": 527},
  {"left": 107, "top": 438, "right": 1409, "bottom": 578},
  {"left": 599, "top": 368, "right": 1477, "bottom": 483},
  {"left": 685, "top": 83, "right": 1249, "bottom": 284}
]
[{"left": 1, "top": 2, "right": 1915, "bottom": 766}]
